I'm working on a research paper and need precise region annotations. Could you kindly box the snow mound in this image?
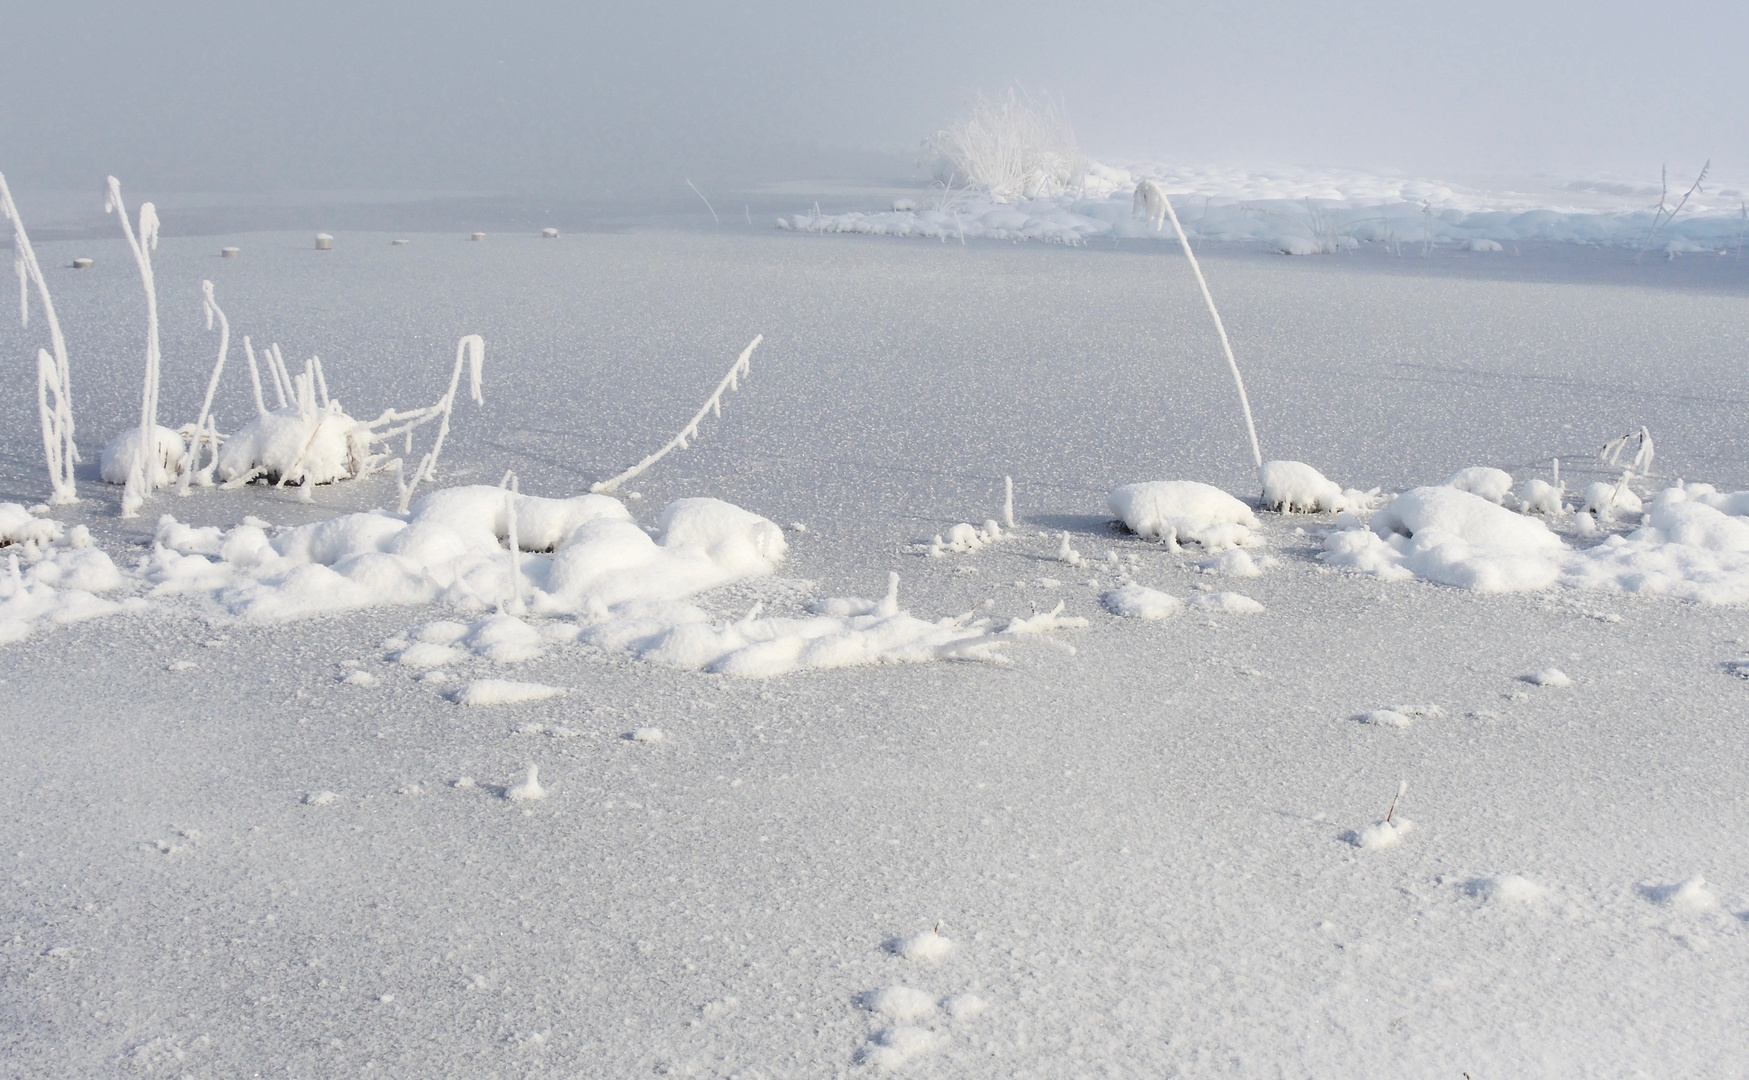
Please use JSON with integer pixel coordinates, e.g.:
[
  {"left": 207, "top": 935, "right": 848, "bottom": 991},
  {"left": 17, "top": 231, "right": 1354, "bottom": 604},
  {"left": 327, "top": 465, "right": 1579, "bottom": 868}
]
[
  {"left": 1582, "top": 480, "right": 1642, "bottom": 521},
  {"left": 1361, "top": 709, "right": 1414, "bottom": 728},
  {"left": 913, "top": 519, "right": 1005, "bottom": 556},
  {"left": 1259, "top": 461, "right": 1365, "bottom": 514},
  {"left": 1198, "top": 548, "right": 1268, "bottom": 577},
  {"left": 1109, "top": 481, "right": 1260, "bottom": 552},
  {"left": 892, "top": 929, "right": 954, "bottom": 962},
  {"left": 1446, "top": 467, "right": 1514, "bottom": 504},
  {"left": 303, "top": 790, "right": 338, "bottom": 806},
  {"left": 1466, "top": 874, "right": 1546, "bottom": 903},
  {"left": 1323, "top": 486, "right": 1566, "bottom": 592},
  {"left": 1350, "top": 818, "right": 1415, "bottom": 850},
  {"left": 505, "top": 764, "right": 546, "bottom": 801},
  {"left": 452, "top": 680, "right": 567, "bottom": 706},
  {"left": 860, "top": 1025, "right": 947, "bottom": 1070},
  {"left": 217, "top": 407, "right": 371, "bottom": 486},
  {"left": 0, "top": 513, "right": 131, "bottom": 645},
  {"left": 1189, "top": 591, "right": 1264, "bottom": 614},
  {"left": 861, "top": 985, "right": 938, "bottom": 1023},
  {"left": 1527, "top": 667, "right": 1572, "bottom": 688},
  {"left": 631, "top": 727, "right": 665, "bottom": 743},
  {"left": 99, "top": 425, "right": 186, "bottom": 487},
  {"left": 1644, "top": 876, "right": 1721, "bottom": 913},
  {"left": 1102, "top": 584, "right": 1182, "bottom": 620},
  {"left": 943, "top": 993, "right": 987, "bottom": 1019},
  {"left": 1518, "top": 478, "right": 1565, "bottom": 515}
]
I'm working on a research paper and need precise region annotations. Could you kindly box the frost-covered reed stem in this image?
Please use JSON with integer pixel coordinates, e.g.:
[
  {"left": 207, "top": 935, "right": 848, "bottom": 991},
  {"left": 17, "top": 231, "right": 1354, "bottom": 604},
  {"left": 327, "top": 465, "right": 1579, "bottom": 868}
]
[
  {"left": 106, "top": 177, "right": 163, "bottom": 517},
  {"left": 501, "top": 470, "right": 524, "bottom": 615},
  {"left": 269, "top": 343, "right": 292, "bottom": 408},
  {"left": 592, "top": 335, "right": 763, "bottom": 495},
  {"left": 242, "top": 337, "right": 269, "bottom": 417},
  {"left": 686, "top": 178, "right": 719, "bottom": 225},
  {"left": 1386, "top": 780, "right": 1407, "bottom": 824},
  {"left": 3, "top": 172, "right": 79, "bottom": 503},
  {"left": 395, "top": 334, "right": 485, "bottom": 512},
  {"left": 179, "top": 280, "right": 232, "bottom": 492},
  {"left": 1003, "top": 475, "right": 1014, "bottom": 528},
  {"left": 1133, "top": 180, "right": 1262, "bottom": 470}
]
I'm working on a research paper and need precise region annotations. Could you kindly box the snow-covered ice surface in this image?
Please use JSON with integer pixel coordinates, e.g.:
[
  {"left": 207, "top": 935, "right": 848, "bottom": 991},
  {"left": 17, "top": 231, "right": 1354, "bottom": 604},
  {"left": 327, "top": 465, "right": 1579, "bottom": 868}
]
[{"left": 3, "top": 217, "right": 1749, "bottom": 1077}]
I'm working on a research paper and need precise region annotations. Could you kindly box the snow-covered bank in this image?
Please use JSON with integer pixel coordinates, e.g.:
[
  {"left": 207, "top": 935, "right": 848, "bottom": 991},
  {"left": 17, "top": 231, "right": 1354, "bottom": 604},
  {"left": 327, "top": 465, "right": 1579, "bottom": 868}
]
[{"left": 782, "top": 162, "right": 1749, "bottom": 254}]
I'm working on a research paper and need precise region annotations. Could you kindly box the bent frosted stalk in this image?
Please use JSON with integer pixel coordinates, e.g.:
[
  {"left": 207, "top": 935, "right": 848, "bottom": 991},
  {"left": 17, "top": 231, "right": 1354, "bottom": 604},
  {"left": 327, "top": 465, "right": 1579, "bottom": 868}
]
[
  {"left": 2, "top": 171, "right": 78, "bottom": 503},
  {"left": 1133, "top": 180, "right": 1262, "bottom": 470},
  {"left": 179, "top": 280, "right": 231, "bottom": 492},
  {"left": 593, "top": 335, "right": 763, "bottom": 495},
  {"left": 107, "top": 176, "right": 165, "bottom": 517},
  {"left": 392, "top": 334, "right": 485, "bottom": 512}
]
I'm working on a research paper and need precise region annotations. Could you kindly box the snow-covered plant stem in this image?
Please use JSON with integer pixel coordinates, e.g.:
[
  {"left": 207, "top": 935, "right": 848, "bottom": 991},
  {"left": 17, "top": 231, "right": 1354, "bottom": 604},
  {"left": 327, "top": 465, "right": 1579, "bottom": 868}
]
[
  {"left": 1004, "top": 475, "right": 1015, "bottom": 528},
  {"left": 179, "top": 280, "right": 231, "bottom": 492},
  {"left": 592, "top": 335, "right": 763, "bottom": 495},
  {"left": 106, "top": 176, "right": 164, "bottom": 518},
  {"left": 392, "top": 334, "right": 485, "bottom": 512},
  {"left": 1386, "top": 780, "right": 1407, "bottom": 824},
  {"left": 242, "top": 337, "right": 269, "bottom": 417},
  {"left": 2, "top": 171, "right": 78, "bottom": 503},
  {"left": 1133, "top": 180, "right": 1262, "bottom": 470},
  {"left": 501, "top": 470, "right": 524, "bottom": 615}
]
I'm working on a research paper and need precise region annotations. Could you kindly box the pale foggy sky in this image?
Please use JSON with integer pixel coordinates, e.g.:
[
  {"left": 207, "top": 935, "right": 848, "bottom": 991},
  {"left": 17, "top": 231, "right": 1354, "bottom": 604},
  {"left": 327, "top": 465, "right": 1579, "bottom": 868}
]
[{"left": 3, "top": 1, "right": 1743, "bottom": 194}]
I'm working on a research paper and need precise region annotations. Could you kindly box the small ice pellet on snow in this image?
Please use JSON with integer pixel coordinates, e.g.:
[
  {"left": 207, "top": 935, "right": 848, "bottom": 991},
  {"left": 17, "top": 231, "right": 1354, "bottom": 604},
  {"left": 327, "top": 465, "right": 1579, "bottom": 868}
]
[
  {"left": 893, "top": 929, "right": 953, "bottom": 962},
  {"left": 1350, "top": 818, "right": 1414, "bottom": 850},
  {"left": 341, "top": 670, "right": 378, "bottom": 688},
  {"left": 452, "top": 777, "right": 476, "bottom": 789},
  {"left": 505, "top": 765, "right": 545, "bottom": 802},
  {"left": 1528, "top": 668, "right": 1572, "bottom": 687},
  {"left": 1360, "top": 709, "right": 1413, "bottom": 728},
  {"left": 861, "top": 1026, "right": 947, "bottom": 1070},
  {"left": 304, "top": 791, "right": 339, "bottom": 806},
  {"left": 631, "top": 727, "right": 665, "bottom": 743},
  {"left": 1465, "top": 874, "right": 1546, "bottom": 904},
  {"left": 861, "top": 986, "right": 937, "bottom": 1023}
]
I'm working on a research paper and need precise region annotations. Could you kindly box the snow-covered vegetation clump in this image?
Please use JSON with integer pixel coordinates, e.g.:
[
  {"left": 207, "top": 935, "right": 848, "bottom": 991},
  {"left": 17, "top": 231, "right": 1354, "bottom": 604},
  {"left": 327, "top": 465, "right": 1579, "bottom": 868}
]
[
  {"left": 1109, "top": 481, "right": 1260, "bottom": 552},
  {"left": 1259, "top": 460, "right": 1372, "bottom": 513}
]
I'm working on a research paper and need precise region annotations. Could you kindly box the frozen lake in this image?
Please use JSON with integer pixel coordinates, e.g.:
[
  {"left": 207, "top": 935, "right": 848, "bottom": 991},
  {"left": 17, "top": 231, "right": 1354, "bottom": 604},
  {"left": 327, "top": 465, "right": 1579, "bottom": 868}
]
[{"left": 3, "top": 220, "right": 1747, "bottom": 1076}]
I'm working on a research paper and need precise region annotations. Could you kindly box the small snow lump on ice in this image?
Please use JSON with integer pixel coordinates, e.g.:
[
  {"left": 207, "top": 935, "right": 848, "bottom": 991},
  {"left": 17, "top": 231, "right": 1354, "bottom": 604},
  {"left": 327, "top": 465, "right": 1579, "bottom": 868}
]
[{"left": 1108, "top": 481, "right": 1260, "bottom": 552}]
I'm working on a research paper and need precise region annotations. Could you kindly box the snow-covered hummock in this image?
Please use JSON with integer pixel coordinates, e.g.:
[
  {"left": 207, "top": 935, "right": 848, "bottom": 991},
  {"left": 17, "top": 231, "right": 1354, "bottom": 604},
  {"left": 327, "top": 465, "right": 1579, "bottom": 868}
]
[
  {"left": 1445, "top": 466, "right": 1514, "bottom": 505},
  {"left": 0, "top": 505, "right": 131, "bottom": 644},
  {"left": 1109, "top": 481, "right": 1260, "bottom": 552},
  {"left": 913, "top": 519, "right": 1004, "bottom": 556},
  {"left": 505, "top": 764, "right": 546, "bottom": 801},
  {"left": 1646, "top": 876, "right": 1721, "bottom": 913},
  {"left": 1189, "top": 591, "right": 1265, "bottom": 614},
  {"left": 1467, "top": 875, "right": 1546, "bottom": 903},
  {"left": 1259, "top": 460, "right": 1369, "bottom": 514},
  {"left": 893, "top": 929, "right": 954, "bottom": 962},
  {"left": 99, "top": 425, "right": 186, "bottom": 487},
  {"left": 1527, "top": 667, "right": 1572, "bottom": 688},
  {"left": 1517, "top": 478, "right": 1565, "bottom": 516},
  {"left": 1351, "top": 818, "right": 1415, "bottom": 850},
  {"left": 217, "top": 406, "right": 370, "bottom": 486},
  {"left": 1102, "top": 584, "right": 1182, "bottom": 620},
  {"left": 1582, "top": 480, "right": 1643, "bottom": 521},
  {"left": 1322, "top": 481, "right": 1749, "bottom": 603},
  {"left": 1322, "top": 486, "right": 1567, "bottom": 591},
  {"left": 146, "top": 487, "right": 1079, "bottom": 676}
]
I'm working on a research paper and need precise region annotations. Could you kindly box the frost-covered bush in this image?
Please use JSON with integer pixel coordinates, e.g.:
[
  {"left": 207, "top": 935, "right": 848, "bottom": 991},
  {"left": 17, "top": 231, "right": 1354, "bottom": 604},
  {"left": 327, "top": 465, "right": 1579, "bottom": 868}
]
[{"left": 923, "top": 91, "right": 1087, "bottom": 203}]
